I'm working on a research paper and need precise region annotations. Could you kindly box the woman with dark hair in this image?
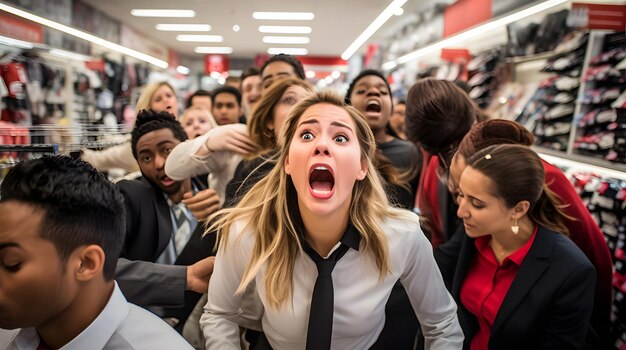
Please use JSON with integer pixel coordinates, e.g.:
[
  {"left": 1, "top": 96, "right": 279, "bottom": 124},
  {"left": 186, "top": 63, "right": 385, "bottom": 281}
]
[
  {"left": 441, "top": 144, "right": 595, "bottom": 349},
  {"left": 346, "top": 69, "right": 420, "bottom": 210},
  {"left": 440, "top": 119, "right": 612, "bottom": 349},
  {"left": 405, "top": 78, "right": 480, "bottom": 247},
  {"left": 346, "top": 70, "right": 422, "bottom": 348}
]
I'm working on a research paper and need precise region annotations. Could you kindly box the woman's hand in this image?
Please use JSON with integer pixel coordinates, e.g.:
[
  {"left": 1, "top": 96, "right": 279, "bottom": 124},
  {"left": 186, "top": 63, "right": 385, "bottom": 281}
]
[{"left": 204, "top": 124, "right": 257, "bottom": 155}]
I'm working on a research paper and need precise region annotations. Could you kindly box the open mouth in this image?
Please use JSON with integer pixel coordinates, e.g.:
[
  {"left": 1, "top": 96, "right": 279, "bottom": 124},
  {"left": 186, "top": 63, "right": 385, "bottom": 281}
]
[
  {"left": 365, "top": 99, "right": 382, "bottom": 113},
  {"left": 309, "top": 165, "right": 334, "bottom": 198},
  {"left": 159, "top": 175, "right": 177, "bottom": 187}
]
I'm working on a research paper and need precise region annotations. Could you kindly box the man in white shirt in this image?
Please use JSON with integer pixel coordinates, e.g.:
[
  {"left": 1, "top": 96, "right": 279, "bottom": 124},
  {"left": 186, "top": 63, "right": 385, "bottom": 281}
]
[{"left": 0, "top": 156, "right": 192, "bottom": 350}]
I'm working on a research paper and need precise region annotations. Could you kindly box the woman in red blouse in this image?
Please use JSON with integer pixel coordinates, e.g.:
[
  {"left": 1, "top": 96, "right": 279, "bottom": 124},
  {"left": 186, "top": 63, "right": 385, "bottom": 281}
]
[
  {"left": 439, "top": 119, "right": 611, "bottom": 349},
  {"left": 439, "top": 144, "right": 595, "bottom": 350}
]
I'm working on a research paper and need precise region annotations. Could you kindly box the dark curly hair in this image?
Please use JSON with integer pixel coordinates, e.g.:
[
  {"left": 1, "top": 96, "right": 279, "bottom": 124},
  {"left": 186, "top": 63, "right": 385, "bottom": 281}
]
[{"left": 131, "top": 109, "right": 187, "bottom": 159}]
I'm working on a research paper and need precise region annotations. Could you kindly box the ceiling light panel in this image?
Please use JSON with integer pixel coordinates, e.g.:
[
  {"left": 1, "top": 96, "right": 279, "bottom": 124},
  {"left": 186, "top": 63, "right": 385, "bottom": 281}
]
[
  {"left": 267, "top": 47, "right": 308, "bottom": 55},
  {"left": 258, "top": 26, "right": 312, "bottom": 34},
  {"left": 252, "top": 12, "right": 315, "bottom": 20},
  {"left": 156, "top": 24, "right": 211, "bottom": 31},
  {"left": 262, "top": 36, "right": 310, "bottom": 44},
  {"left": 0, "top": 3, "right": 168, "bottom": 68},
  {"left": 131, "top": 9, "right": 195, "bottom": 17},
  {"left": 176, "top": 65, "right": 190, "bottom": 75},
  {"left": 195, "top": 46, "right": 234, "bottom": 54},
  {"left": 341, "top": 0, "right": 407, "bottom": 60},
  {"left": 176, "top": 35, "right": 223, "bottom": 42}
]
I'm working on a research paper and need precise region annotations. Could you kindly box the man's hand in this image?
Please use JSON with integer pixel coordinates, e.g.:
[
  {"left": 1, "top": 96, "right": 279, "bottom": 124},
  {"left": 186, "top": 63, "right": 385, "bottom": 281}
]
[
  {"left": 186, "top": 256, "right": 215, "bottom": 293},
  {"left": 182, "top": 188, "right": 220, "bottom": 221},
  {"left": 205, "top": 124, "right": 257, "bottom": 155}
]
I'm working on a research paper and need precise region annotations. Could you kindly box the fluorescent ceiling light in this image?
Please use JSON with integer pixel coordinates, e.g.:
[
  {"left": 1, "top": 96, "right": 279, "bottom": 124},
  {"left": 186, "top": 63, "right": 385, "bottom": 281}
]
[
  {"left": 156, "top": 24, "right": 211, "bottom": 31},
  {"left": 176, "top": 34, "right": 223, "bottom": 42},
  {"left": 0, "top": 35, "right": 33, "bottom": 49},
  {"left": 176, "top": 65, "right": 190, "bottom": 75},
  {"left": 258, "top": 25, "right": 312, "bottom": 34},
  {"left": 341, "top": 0, "right": 407, "bottom": 60},
  {"left": 49, "top": 49, "right": 91, "bottom": 61},
  {"left": 252, "top": 12, "right": 315, "bottom": 20},
  {"left": 0, "top": 3, "right": 168, "bottom": 68},
  {"left": 195, "top": 46, "right": 233, "bottom": 54},
  {"left": 232, "top": 25, "right": 240, "bottom": 32},
  {"left": 383, "top": 0, "right": 569, "bottom": 70},
  {"left": 262, "top": 36, "right": 310, "bottom": 44},
  {"left": 267, "top": 47, "right": 308, "bottom": 55},
  {"left": 131, "top": 9, "right": 195, "bottom": 17}
]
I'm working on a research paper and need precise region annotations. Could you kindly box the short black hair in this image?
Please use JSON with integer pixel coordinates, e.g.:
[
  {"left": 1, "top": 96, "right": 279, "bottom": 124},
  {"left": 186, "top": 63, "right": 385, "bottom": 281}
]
[
  {"left": 0, "top": 156, "right": 125, "bottom": 280},
  {"left": 261, "top": 54, "right": 306, "bottom": 80},
  {"left": 344, "top": 69, "right": 392, "bottom": 105},
  {"left": 211, "top": 86, "right": 242, "bottom": 107},
  {"left": 131, "top": 110, "right": 188, "bottom": 159},
  {"left": 240, "top": 67, "right": 260, "bottom": 87},
  {"left": 186, "top": 89, "right": 212, "bottom": 108}
]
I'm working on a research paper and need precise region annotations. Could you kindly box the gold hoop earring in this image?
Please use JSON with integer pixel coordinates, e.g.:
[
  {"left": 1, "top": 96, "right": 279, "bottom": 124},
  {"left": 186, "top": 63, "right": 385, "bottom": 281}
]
[{"left": 511, "top": 217, "right": 519, "bottom": 235}]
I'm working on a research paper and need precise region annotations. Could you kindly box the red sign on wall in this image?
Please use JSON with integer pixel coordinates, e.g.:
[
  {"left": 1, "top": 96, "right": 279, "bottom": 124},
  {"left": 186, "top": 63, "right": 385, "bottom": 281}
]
[
  {"left": 571, "top": 3, "right": 626, "bottom": 31},
  {"left": 0, "top": 13, "right": 43, "bottom": 43},
  {"left": 443, "top": 0, "right": 492, "bottom": 37},
  {"left": 204, "top": 55, "right": 229, "bottom": 74}
]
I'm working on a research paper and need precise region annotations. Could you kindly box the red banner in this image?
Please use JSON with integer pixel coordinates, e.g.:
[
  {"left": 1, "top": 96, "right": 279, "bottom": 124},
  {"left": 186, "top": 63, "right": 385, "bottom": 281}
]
[
  {"left": 0, "top": 13, "right": 43, "bottom": 43},
  {"left": 444, "top": 0, "right": 492, "bottom": 37},
  {"left": 571, "top": 3, "right": 626, "bottom": 31}
]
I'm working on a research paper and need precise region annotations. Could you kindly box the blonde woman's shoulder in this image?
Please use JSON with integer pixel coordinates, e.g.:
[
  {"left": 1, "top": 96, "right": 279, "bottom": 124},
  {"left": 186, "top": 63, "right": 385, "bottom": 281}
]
[{"left": 380, "top": 208, "right": 427, "bottom": 245}]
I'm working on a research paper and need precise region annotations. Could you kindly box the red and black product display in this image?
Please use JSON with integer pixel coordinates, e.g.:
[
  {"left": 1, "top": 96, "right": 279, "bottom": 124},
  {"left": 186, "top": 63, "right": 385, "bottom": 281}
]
[
  {"left": 570, "top": 171, "right": 626, "bottom": 349},
  {"left": 516, "top": 31, "right": 589, "bottom": 151},
  {"left": 574, "top": 32, "right": 626, "bottom": 164}
]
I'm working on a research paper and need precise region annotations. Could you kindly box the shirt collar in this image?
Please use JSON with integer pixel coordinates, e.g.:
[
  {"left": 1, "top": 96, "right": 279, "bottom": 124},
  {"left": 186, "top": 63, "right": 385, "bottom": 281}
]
[
  {"left": 475, "top": 224, "right": 539, "bottom": 266},
  {"left": 12, "top": 282, "right": 129, "bottom": 350},
  {"left": 292, "top": 205, "right": 361, "bottom": 252}
]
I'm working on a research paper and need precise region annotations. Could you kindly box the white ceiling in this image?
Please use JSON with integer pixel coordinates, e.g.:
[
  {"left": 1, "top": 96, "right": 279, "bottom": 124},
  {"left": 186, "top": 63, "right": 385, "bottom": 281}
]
[{"left": 80, "top": 0, "right": 415, "bottom": 59}]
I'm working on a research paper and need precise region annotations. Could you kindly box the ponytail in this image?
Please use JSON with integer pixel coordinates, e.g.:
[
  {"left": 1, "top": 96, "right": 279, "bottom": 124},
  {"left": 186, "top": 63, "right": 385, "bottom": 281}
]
[{"left": 530, "top": 184, "right": 575, "bottom": 236}]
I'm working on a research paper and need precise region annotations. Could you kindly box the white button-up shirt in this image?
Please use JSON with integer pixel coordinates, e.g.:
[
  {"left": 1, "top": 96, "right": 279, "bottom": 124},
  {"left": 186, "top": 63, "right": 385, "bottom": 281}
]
[
  {"left": 201, "top": 211, "right": 463, "bottom": 349},
  {"left": 0, "top": 282, "right": 193, "bottom": 350}
]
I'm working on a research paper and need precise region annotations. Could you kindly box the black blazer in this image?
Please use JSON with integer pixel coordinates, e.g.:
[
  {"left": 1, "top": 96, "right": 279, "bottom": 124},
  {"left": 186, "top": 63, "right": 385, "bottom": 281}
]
[
  {"left": 116, "top": 177, "right": 216, "bottom": 328},
  {"left": 436, "top": 225, "right": 596, "bottom": 350}
]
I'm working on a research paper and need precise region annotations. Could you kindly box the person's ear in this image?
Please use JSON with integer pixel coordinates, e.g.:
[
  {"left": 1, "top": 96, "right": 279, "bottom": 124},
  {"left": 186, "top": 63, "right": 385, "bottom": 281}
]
[
  {"left": 284, "top": 154, "right": 291, "bottom": 175},
  {"left": 356, "top": 159, "right": 368, "bottom": 181},
  {"left": 511, "top": 201, "right": 530, "bottom": 220},
  {"left": 73, "top": 245, "right": 105, "bottom": 282}
]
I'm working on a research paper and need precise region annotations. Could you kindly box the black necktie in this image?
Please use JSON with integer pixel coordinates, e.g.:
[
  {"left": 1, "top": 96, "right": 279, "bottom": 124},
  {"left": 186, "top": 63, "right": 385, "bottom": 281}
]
[{"left": 302, "top": 241, "right": 350, "bottom": 350}]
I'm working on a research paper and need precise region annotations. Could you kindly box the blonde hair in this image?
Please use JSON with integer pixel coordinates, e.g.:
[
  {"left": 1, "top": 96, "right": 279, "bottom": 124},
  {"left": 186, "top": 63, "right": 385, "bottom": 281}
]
[
  {"left": 247, "top": 78, "right": 314, "bottom": 156},
  {"left": 179, "top": 106, "right": 218, "bottom": 128},
  {"left": 136, "top": 81, "right": 176, "bottom": 112},
  {"left": 209, "top": 90, "right": 409, "bottom": 309}
]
